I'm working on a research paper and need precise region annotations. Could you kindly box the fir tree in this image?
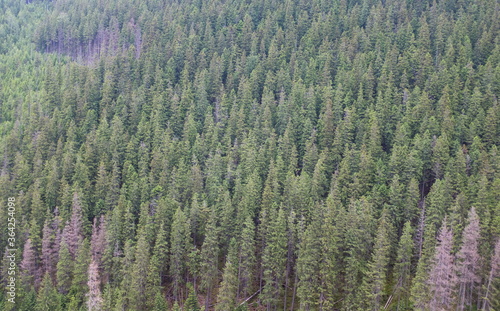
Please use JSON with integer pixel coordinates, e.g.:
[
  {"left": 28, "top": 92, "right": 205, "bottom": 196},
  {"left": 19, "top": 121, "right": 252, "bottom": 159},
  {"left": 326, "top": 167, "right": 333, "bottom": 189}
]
[
  {"left": 238, "top": 216, "right": 256, "bottom": 300},
  {"left": 261, "top": 206, "right": 287, "bottom": 311},
  {"left": 170, "top": 208, "right": 189, "bottom": 302},
  {"left": 393, "top": 221, "right": 414, "bottom": 310},
  {"left": 36, "top": 272, "right": 61, "bottom": 311},
  {"left": 184, "top": 283, "right": 201, "bottom": 311},
  {"left": 56, "top": 240, "right": 73, "bottom": 295},
  {"left": 68, "top": 238, "right": 91, "bottom": 306},
  {"left": 215, "top": 238, "right": 239, "bottom": 311},
  {"left": 297, "top": 218, "right": 322, "bottom": 310},
  {"left": 152, "top": 290, "right": 168, "bottom": 311},
  {"left": 200, "top": 209, "right": 220, "bottom": 310},
  {"left": 131, "top": 231, "right": 151, "bottom": 310},
  {"left": 361, "top": 209, "right": 393, "bottom": 310}
]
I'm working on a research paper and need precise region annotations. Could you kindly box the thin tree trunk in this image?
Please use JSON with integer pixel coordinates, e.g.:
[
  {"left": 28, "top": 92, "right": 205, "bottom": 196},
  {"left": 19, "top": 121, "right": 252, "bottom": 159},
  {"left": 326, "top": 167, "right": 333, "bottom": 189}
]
[
  {"left": 205, "top": 288, "right": 210, "bottom": 311},
  {"left": 482, "top": 270, "right": 493, "bottom": 310},
  {"left": 291, "top": 272, "right": 298, "bottom": 311},
  {"left": 284, "top": 240, "right": 293, "bottom": 311},
  {"left": 416, "top": 199, "right": 426, "bottom": 258},
  {"left": 237, "top": 253, "right": 242, "bottom": 301}
]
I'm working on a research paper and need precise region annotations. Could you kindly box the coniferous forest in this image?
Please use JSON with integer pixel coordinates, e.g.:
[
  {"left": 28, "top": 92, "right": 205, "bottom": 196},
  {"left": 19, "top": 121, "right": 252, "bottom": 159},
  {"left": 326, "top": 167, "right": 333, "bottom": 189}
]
[{"left": 0, "top": 0, "right": 500, "bottom": 310}]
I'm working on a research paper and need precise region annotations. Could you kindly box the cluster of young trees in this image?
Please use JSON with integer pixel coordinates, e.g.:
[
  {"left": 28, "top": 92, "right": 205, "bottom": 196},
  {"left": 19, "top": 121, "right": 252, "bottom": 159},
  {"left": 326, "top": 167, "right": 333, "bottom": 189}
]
[{"left": 0, "top": 0, "right": 499, "bottom": 309}]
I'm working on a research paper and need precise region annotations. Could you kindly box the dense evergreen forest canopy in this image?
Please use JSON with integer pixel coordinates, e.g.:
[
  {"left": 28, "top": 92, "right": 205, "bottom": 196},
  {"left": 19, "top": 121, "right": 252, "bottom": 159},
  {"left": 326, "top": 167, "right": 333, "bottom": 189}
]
[{"left": 0, "top": 0, "right": 500, "bottom": 309}]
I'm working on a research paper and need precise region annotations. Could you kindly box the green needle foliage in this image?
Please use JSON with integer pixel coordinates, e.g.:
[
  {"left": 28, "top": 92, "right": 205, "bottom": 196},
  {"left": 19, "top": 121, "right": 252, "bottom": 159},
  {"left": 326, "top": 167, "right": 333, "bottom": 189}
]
[{"left": 0, "top": 0, "right": 499, "bottom": 309}]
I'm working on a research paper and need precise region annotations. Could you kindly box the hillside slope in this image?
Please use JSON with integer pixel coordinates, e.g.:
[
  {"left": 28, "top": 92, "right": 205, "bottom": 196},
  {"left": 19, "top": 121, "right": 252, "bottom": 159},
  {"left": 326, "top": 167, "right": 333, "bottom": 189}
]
[{"left": 0, "top": 0, "right": 499, "bottom": 310}]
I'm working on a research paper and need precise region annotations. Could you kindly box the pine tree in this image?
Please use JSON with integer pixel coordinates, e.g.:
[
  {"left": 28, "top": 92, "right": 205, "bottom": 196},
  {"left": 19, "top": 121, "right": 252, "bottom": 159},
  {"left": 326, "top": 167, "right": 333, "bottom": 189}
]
[
  {"left": 200, "top": 209, "right": 220, "bottom": 310},
  {"left": 70, "top": 238, "right": 91, "bottom": 305},
  {"left": 36, "top": 272, "right": 61, "bottom": 311},
  {"left": 319, "top": 200, "right": 341, "bottom": 309},
  {"left": 388, "top": 174, "right": 405, "bottom": 229},
  {"left": 261, "top": 206, "right": 287, "bottom": 311},
  {"left": 152, "top": 289, "right": 168, "bottom": 311},
  {"left": 391, "top": 221, "right": 414, "bottom": 310},
  {"left": 297, "top": 217, "right": 322, "bottom": 310},
  {"left": 170, "top": 207, "right": 189, "bottom": 302},
  {"left": 341, "top": 198, "right": 374, "bottom": 310},
  {"left": 147, "top": 222, "right": 169, "bottom": 298},
  {"left": 116, "top": 239, "right": 136, "bottom": 308},
  {"left": 131, "top": 231, "right": 151, "bottom": 310},
  {"left": 361, "top": 209, "right": 393, "bottom": 310},
  {"left": 18, "top": 288, "right": 36, "bottom": 311},
  {"left": 184, "top": 283, "right": 201, "bottom": 311},
  {"left": 318, "top": 98, "right": 335, "bottom": 150},
  {"left": 431, "top": 134, "right": 450, "bottom": 180},
  {"left": 56, "top": 240, "right": 73, "bottom": 294},
  {"left": 171, "top": 301, "right": 181, "bottom": 311},
  {"left": 238, "top": 216, "right": 256, "bottom": 300},
  {"left": 215, "top": 238, "right": 239, "bottom": 311},
  {"left": 311, "top": 152, "right": 329, "bottom": 200}
]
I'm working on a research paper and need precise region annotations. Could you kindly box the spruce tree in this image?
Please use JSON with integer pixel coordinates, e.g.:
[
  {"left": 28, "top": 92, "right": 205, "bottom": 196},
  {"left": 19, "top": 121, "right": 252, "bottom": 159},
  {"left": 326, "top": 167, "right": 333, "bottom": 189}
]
[
  {"left": 41, "top": 212, "right": 61, "bottom": 281},
  {"left": 319, "top": 201, "right": 341, "bottom": 309},
  {"left": 361, "top": 209, "right": 393, "bottom": 310},
  {"left": 393, "top": 221, "right": 414, "bottom": 310},
  {"left": 200, "top": 209, "right": 220, "bottom": 310},
  {"left": 261, "top": 206, "right": 287, "bottom": 311},
  {"left": 170, "top": 208, "right": 189, "bottom": 302},
  {"left": 215, "top": 238, "right": 239, "bottom": 311},
  {"left": 56, "top": 240, "right": 73, "bottom": 295},
  {"left": 131, "top": 232, "right": 151, "bottom": 310},
  {"left": 36, "top": 272, "right": 61, "bottom": 311},
  {"left": 69, "top": 238, "right": 91, "bottom": 306},
  {"left": 297, "top": 219, "right": 322, "bottom": 310},
  {"left": 184, "top": 283, "right": 201, "bottom": 311},
  {"left": 152, "top": 290, "right": 168, "bottom": 311},
  {"left": 238, "top": 216, "right": 256, "bottom": 300}
]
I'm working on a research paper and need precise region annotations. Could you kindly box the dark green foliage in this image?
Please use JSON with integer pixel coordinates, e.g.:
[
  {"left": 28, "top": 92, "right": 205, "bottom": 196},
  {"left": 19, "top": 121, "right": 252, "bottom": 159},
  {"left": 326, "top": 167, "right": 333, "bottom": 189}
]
[
  {"left": 1, "top": 0, "right": 500, "bottom": 309},
  {"left": 184, "top": 284, "right": 201, "bottom": 311},
  {"left": 261, "top": 206, "right": 287, "bottom": 310},
  {"left": 215, "top": 238, "right": 239, "bottom": 311},
  {"left": 36, "top": 273, "right": 61, "bottom": 311},
  {"left": 393, "top": 221, "right": 414, "bottom": 310},
  {"left": 152, "top": 290, "right": 168, "bottom": 311}
]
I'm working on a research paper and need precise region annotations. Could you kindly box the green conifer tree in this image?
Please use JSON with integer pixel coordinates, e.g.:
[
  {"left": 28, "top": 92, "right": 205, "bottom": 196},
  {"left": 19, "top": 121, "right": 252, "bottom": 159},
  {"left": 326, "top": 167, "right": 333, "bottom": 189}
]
[
  {"left": 361, "top": 209, "right": 393, "bottom": 310},
  {"left": 56, "top": 240, "right": 73, "bottom": 295},
  {"left": 36, "top": 272, "right": 61, "bottom": 311},
  {"left": 261, "top": 206, "right": 287, "bottom": 310},
  {"left": 393, "top": 221, "right": 414, "bottom": 310},
  {"left": 215, "top": 238, "right": 239, "bottom": 311},
  {"left": 200, "top": 209, "right": 220, "bottom": 310}
]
